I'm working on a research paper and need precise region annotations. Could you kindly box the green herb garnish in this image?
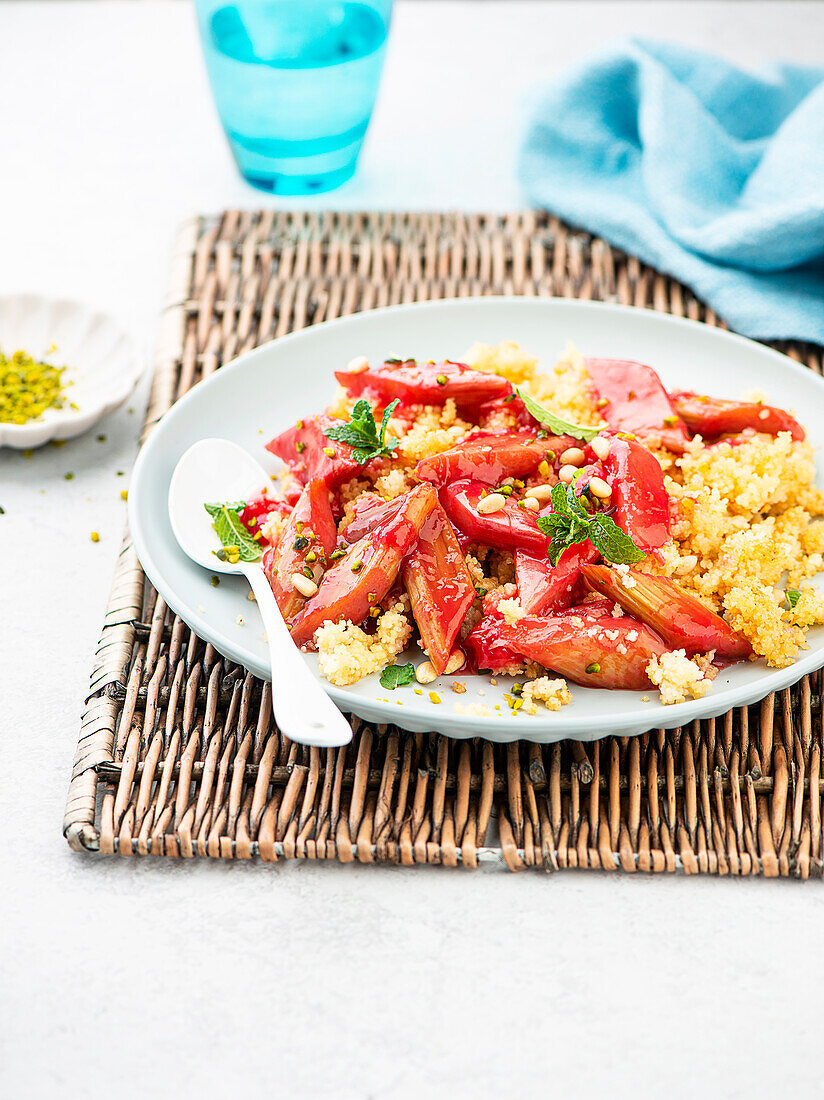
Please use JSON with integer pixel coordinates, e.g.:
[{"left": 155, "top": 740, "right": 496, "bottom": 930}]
[
  {"left": 515, "top": 386, "right": 599, "bottom": 442},
  {"left": 326, "top": 398, "right": 400, "bottom": 465},
  {"left": 537, "top": 481, "right": 644, "bottom": 567},
  {"left": 380, "top": 662, "right": 416, "bottom": 690},
  {"left": 204, "top": 501, "right": 262, "bottom": 563},
  {"left": 787, "top": 589, "right": 801, "bottom": 609}
]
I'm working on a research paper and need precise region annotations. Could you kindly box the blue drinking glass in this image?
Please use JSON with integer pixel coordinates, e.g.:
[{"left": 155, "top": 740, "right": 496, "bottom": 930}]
[{"left": 194, "top": 0, "right": 393, "bottom": 194}]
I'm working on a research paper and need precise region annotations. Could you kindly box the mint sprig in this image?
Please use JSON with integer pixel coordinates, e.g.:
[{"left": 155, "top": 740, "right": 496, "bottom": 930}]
[
  {"left": 380, "top": 662, "right": 416, "bottom": 689},
  {"left": 204, "top": 501, "right": 262, "bottom": 563},
  {"left": 515, "top": 386, "right": 599, "bottom": 442},
  {"left": 537, "top": 481, "right": 644, "bottom": 567},
  {"left": 326, "top": 398, "right": 400, "bottom": 465}
]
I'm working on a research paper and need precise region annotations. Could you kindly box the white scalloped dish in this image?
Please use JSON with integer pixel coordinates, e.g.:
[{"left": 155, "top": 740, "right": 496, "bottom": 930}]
[
  {"left": 0, "top": 294, "right": 142, "bottom": 449},
  {"left": 128, "top": 297, "right": 824, "bottom": 743}
]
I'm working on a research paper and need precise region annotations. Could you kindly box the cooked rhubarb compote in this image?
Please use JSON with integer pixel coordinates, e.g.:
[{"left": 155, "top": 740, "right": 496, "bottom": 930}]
[{"left": 238, "top": 342, "right": 824, "bottom": 712}]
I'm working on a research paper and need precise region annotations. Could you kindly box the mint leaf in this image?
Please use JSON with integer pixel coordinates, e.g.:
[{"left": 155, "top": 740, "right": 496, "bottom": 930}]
[
  {"left": 536, "top": 478, "right": 643, "bottom": 566},
  {"left": 379, "top": 401, "right": 396, "bottom": 446},
  {"left": 550, "top": 479, "right": 574, "bottom": 519},
  {"left": 380, "top": 662, "right": 416, "bottom": 689},
  {"left": 515, "top": 387, "right": 599, "bottom": 442},
  {"left": 204, "top": 501, "right": 262, "bottom": 563},
  {"left": 587, "top": 514, "right": 645, "bottom": 565},
  {"left": 327, "top": 398, "right": 400, "bottom": 464},
  {"left": 204, "top": 501, "right": 245, "bottom": 517},
  {"left": 787, "top": 589, "right": 801, "bottom": 609}
]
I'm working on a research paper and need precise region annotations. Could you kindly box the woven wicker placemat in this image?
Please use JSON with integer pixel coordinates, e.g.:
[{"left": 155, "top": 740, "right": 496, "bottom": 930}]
[{"left": 63, "top": 211, "right": 824, "bottom": 876}]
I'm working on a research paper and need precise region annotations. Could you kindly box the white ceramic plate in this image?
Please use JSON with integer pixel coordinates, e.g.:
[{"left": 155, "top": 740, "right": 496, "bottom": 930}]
[
  {"left": 129, "top": 297, "right": 824, "bottom": 742},
  {"left": 0, "top": 294, "right": 142, "bottom": 449}
]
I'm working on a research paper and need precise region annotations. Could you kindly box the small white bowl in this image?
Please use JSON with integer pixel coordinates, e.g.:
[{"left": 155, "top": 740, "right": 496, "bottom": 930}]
[{"left": 0, "top": 294, "right": 143, "bottom": 449}]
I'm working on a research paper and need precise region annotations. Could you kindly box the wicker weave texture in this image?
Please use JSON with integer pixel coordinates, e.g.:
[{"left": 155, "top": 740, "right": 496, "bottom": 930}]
[{"left": 63, "top": 211, "right": 824, "bottom": 875}]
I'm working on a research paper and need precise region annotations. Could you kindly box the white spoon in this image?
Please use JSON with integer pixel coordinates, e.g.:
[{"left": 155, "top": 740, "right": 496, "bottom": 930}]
[{"left": 168, "top": 438, "right": 352, "bottom": 748}]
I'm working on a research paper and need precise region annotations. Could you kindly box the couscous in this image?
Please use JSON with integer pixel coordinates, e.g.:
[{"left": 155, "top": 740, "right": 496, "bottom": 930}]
[{"left": 205, "top": 343, "right": 824, "bottom": 712}]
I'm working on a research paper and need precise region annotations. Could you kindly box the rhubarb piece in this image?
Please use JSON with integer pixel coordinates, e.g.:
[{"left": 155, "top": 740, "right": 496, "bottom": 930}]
[
  {"left": 262, "top": 479, "right": 337, "bottom": 623},
  {"left": 290, "top": 483, "right": 437, "bottom": 646},
  {"left": 515, "top": 541, "right": 599, "bottom": 616},
  {"left": 439, "top": 479, "right": 550, "bottom": 556},
  {"left": 511, "top": 614, "right": 669, "bottom": 689},
  {"left": 339, "top": 494, "right": 403, "bottom": 543},
  {"left": 585, "top": 357, "right": 688, "bottom": 449},
  {"left": 602, "top": 436, "right": 670, "bottom": 551},
  {"left": 582, "top": 564, "right": 751, "bottom": 659},
  {"left": 238, "top": 496, "right": 293, "bottom": 548},
  {"left": 464, "top": 617, "right": 524, "bottom": 674},
  {"left": 402, "top": 503, "right": 475, "bottom": 674},
  {"left": 670, "top": 392, "right": 805, "bottom": 442},
  {"left": 416, "top": 431, "right": 567, "bottom": 488},
  {"left": 266, "top": 414, "right": 363, "bottom": 488},
  {"left": 335, "top": 358, "right": 512, "bottom": 408}
]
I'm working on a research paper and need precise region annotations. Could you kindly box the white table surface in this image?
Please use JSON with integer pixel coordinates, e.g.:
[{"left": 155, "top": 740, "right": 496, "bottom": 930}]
[{"left": 3, "top": 2, "right": 823, "bottom": 1096}]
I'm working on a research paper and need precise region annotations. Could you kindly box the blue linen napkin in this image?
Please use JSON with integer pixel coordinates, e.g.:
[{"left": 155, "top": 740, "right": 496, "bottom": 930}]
[{"left": 519, "top": 39, "right": 824, "bottom": 343}]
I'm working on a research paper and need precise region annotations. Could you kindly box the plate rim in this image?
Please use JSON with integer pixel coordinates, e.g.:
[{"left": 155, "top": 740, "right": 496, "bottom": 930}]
[{"left": 129, "top": 295, "right": 824, "bottom": 740}]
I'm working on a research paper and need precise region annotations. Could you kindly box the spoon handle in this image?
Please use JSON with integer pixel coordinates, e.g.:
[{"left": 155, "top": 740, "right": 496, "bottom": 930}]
[{"left": 242, "top": 566, "right": 352, "bottom": 748}]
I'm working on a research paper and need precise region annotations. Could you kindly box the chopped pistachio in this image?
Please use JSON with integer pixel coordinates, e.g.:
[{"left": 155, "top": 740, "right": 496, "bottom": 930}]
[{"left": 0, "top": 348, "right": 67, "bottom": 424}]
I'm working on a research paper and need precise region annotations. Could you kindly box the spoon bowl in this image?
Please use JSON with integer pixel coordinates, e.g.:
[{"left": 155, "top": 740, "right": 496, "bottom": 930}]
[{"left": 168, "top": 438, "right": 352, "bottom": 748}]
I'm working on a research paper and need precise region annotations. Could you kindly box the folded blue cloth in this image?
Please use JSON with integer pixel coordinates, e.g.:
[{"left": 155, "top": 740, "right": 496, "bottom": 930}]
[{"left": 519, "top": 39, "right": 824, "bottom": 343}]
